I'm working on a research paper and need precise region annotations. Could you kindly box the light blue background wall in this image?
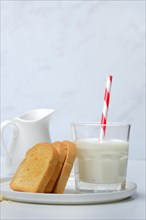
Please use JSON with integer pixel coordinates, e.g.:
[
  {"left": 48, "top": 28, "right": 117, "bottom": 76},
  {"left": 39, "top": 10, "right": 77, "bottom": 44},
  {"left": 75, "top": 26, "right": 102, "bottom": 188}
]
[{"left": 1, "top": 1, "right": 145, "bottom": 159}]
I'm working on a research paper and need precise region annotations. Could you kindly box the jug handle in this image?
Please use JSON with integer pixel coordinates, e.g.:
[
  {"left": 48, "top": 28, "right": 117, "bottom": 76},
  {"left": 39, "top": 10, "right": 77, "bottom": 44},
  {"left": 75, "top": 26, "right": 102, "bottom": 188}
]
[{"left": 0, "top": 120, "right": 18, "bottom": 166}]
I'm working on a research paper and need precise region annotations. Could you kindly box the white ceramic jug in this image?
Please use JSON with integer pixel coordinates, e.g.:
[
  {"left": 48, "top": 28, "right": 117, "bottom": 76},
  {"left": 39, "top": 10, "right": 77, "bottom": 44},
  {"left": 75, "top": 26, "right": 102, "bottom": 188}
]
[{"left": 0, "top": 109, "right": 55, "bottom": 175}]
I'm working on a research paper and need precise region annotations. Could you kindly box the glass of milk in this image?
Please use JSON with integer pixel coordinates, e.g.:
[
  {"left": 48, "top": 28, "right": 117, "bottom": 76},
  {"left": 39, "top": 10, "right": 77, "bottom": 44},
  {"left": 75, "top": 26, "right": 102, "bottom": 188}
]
[{"left": 72, "top": 123, "right": 131, "bottom": 193}]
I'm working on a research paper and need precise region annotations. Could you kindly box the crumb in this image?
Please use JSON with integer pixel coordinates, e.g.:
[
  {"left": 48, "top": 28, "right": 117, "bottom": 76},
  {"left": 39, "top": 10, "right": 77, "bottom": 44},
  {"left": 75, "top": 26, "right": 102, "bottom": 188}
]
[
  {"left": 7, "top": 200, "right": 13, "bottom": 203},
  {"left": 0, "top": 195, "right": 3, "bottom": 202}
]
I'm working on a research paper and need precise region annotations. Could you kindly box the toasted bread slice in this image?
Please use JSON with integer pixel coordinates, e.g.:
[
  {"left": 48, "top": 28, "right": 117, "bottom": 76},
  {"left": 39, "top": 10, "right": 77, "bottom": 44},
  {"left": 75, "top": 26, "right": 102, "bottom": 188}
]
[
  {"left": 52, "top": 141, "right": 76, "bottom": 194},
  {"left": 45, "top": 142, "right": 66, "bottom": 193},
  {"left": 10, "top": 143, "right": 59, "bottom": 193}
]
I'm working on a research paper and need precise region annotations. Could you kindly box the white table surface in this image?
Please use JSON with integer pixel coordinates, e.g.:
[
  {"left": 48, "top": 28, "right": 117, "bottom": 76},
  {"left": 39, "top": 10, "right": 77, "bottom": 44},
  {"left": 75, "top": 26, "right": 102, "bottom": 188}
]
[{"left": 1, "top": 160, "right": 145, "bottom": 220}]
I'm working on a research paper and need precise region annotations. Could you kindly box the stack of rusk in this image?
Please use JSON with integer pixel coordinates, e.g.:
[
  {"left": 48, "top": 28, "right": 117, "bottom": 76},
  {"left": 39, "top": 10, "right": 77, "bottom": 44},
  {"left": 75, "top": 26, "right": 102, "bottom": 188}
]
[{"left": 10, "top": 141, "right": 76, "bottom": 194}]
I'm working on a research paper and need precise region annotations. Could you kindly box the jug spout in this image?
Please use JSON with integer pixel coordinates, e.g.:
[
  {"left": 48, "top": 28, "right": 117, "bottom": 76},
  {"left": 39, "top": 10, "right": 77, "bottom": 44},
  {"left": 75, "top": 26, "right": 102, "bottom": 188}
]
[{"left": 16, "top": 109, "right": 55, "bottom": 123}]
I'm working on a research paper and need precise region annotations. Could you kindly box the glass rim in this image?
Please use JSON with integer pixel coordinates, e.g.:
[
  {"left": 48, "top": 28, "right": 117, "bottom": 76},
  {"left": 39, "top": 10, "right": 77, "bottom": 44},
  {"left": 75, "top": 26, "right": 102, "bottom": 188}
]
[{"left": 71, "top": 122, "right": 131, "bottom": 127}]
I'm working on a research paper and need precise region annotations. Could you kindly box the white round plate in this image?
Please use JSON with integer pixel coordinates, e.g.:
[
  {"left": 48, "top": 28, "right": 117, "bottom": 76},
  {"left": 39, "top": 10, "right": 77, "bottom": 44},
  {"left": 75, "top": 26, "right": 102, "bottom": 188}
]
[{"left": 1, "top": 177, "right": 137, "bottom": 205}]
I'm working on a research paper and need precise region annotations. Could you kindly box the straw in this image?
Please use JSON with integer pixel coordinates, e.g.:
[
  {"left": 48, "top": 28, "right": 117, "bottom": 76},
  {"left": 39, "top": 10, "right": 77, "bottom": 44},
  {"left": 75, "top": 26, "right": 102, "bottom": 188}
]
[{"left": 99, "top": 75, "right": 113, "bottom": 140}]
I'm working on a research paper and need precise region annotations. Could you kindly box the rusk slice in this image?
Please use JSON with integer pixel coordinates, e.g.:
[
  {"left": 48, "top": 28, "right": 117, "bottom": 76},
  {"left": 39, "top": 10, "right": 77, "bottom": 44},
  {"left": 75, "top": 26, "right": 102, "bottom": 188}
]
[
  {"left": 45, "top": 142, "right": 66, "bottom": 193},
  {"left": 10, "top": 143, "right": 59, "bottom": 193},
  {"left": 52, "top": 141, "right": 76, "bottom": 194}
]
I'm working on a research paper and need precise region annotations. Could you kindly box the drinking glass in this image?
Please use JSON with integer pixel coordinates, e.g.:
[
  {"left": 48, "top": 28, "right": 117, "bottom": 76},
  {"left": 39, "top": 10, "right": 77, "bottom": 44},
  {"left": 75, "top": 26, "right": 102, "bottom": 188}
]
[{"left": 72, "top": 122, "right": 131, "bottom": 193}]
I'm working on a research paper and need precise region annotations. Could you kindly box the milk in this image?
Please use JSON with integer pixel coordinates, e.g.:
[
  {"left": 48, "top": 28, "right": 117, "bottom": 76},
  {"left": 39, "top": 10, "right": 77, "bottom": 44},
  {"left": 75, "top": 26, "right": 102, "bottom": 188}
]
[{"left": 75, "top": 138, "right": 129, "bottom": 185}]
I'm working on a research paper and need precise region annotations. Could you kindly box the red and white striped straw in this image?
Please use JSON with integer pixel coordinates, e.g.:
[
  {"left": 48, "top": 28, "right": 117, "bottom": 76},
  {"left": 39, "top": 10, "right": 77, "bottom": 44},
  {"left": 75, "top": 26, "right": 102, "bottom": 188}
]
[{"left": 100, "top": 75, "right": 113, "bottom": 140}]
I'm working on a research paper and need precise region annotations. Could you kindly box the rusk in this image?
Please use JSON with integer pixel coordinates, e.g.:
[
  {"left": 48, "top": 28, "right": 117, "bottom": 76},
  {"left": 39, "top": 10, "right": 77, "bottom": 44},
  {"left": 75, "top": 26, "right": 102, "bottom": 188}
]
[
  {"left": 52, "top": 141, "right": 76, "bottom": 193},
  {"left": 45, "top": 142, "right": 66, "bottom": 193},
  {"left": 10, "top": 143, "right": 59, "bottom": 193}
]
